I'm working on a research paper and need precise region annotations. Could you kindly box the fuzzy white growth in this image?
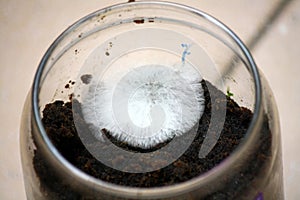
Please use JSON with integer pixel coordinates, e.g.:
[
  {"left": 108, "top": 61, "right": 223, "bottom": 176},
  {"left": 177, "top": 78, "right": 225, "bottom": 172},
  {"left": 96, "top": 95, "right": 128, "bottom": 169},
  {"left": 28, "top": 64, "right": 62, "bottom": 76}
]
[{"left": 81, "top": 63, "right": 205, "bottom": 149}]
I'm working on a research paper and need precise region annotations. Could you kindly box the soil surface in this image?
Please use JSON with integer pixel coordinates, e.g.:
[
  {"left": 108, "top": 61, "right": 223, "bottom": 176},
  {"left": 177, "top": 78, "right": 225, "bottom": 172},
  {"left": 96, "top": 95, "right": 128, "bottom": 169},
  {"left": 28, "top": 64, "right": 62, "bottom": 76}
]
[{"left": 33, "top": 80, "right": 271, "bottom": 199}]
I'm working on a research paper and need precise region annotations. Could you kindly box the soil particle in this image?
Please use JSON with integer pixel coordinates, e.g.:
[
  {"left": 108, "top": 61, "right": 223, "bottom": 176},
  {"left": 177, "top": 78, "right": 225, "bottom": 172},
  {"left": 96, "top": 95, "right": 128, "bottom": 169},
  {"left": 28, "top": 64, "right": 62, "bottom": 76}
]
[{"left": 80, "top": 74, "right": 93, "bottom": 85}]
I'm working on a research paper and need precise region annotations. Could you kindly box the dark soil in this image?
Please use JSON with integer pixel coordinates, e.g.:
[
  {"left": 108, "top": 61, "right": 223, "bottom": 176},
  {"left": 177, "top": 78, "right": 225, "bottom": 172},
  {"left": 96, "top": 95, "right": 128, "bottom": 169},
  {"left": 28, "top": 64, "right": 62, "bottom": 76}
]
[
  {"left": 33, "top": 80, "right": 271, "bottom": 199},
  {"left": 133, "top": 18, "right": 145, "bottom": 24}
]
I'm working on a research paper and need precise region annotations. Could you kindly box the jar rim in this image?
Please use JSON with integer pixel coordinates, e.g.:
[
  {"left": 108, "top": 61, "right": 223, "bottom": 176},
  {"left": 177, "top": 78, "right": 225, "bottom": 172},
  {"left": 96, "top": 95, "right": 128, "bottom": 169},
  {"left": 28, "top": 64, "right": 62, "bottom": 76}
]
[{"left": 32, "top": 1, "right": 263, "bottom": 198}]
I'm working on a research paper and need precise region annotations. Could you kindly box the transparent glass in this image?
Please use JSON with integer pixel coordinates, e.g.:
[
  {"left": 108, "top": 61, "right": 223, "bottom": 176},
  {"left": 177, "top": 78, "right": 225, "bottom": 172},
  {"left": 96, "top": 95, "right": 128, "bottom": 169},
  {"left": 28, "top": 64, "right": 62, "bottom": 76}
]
[{"left": 20, "top": 1, "right": 284, "bottom": 199}]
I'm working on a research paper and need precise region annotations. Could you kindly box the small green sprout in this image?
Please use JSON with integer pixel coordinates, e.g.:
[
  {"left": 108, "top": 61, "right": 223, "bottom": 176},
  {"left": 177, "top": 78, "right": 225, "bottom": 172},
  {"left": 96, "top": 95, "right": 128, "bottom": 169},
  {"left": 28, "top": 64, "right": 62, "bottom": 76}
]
[{"left": 226, "top": 87, "right": 234, "bottom": 97}]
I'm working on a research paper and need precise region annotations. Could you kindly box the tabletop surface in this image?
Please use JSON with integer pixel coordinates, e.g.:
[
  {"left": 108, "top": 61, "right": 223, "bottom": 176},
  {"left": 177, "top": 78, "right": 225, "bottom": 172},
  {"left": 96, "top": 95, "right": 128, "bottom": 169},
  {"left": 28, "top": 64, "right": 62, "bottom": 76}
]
[{"left": 0, "top": 0, "right": 299, "bottom": 199}]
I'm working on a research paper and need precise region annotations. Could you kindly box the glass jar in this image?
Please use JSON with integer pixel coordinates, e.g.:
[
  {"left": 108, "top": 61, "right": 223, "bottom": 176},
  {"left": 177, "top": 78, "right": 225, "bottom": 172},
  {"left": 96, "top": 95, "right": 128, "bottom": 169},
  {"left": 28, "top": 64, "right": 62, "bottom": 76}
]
[{"left": 20, "top": 1, "right": 284, "bottom": 199}]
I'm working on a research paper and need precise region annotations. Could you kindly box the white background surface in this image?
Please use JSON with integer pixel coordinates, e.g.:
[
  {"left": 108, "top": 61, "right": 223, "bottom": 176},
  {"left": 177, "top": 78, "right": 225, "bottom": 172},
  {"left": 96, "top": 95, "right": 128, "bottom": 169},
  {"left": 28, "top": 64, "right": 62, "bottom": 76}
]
[{"left": 0, "top": 0, "right": 299, "bottom": 199}]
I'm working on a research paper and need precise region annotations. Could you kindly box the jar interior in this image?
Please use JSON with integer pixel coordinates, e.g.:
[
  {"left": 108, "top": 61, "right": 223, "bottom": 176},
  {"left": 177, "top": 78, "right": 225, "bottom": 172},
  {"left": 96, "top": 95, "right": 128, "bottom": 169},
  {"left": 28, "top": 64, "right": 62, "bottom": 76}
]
[
  {"left": 37, "top": 2, "right": 256, "bottom": 113},
  {"left": 33, "top": 2, "right": 261, "bottom": 198}
]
